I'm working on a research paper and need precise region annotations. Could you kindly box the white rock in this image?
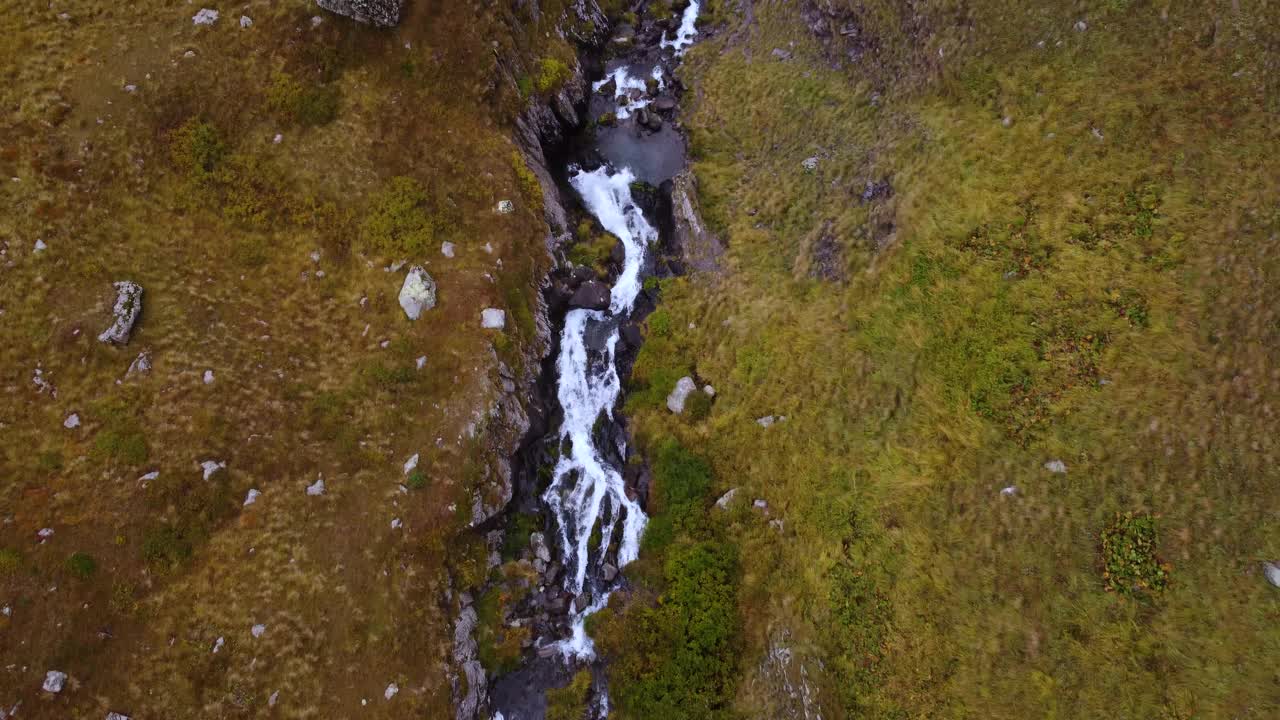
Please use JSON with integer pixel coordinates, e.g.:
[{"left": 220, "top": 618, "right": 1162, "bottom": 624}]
[
  {"left": 251, "top": 623, "right": 266, "bottom": 638},
  {"left": 398, "top": 266, "right": 438, "bottom": 320},
  {"left": 666, "top": 376, "right": 697, "bottom": 414},
  {"left": 1044, "top": 459, "right": 1068, "bottom": 474},
  {"left": 483, "top": 242, "right": 494, "bottom": 254},
  {"left": 753, "top": 499, "right": 768, "bottom": 510},
  {"left": 137, "top": 470, "right": 160, "bottom": 484},
  {"left": 243, "top": 489, "right": 261, "bottom": 506},
  {"left": 756, "top": 415, "right": 776, "bottom": 428},
  {"left": 306, "top": 477, "right": 325, "bottom": 496},
  {"left": 416, "top": 355, "right": 427, "bottom": 370},
  {"left": 441, "top": 241, "right": 456, "bottom": 258},
  {"left": 703, "top": 385, "right": 715, "bottom": 397},
  {"left": 310, "top": 15, "right": 323, "bottom": 27},
  {"left": 268, "top": 691, "right": 280, "bottom": 707},
  {"left": 126, "top": 350, "right": 152, "bottom": 376},
  {"left": 1074, "top": 20, "right": 1088, "bottom": 32},
  {"left": 497, "top": 200, "right": 515, "bottom": 214},
  {"left": 239, "top": 15, "right": 253, "bottom": 28},
  {"left": 123, "top": 84, "right": 137, "bottom": 93},
  {"left": 203, "top": 370, "right": 215, "bottom": 385},
  {"left": 714, "top": 488, "right": 739, "bottom": 509},
  {"left": 1, "top": 605, "right": 10, "bottom": 616},
  {"left": 42, "top": 670, "right": 67, "bottom": 693},
  {"left": 63, "top": 413, "right": 81, "bottom": 429},
  {"left": 391, "top": 518, "right": 402, "bottom": 529},
  {"left": 481, "top": 308, "right": 506, "bottom": 329},
  {"left": 106, "top": 713, "right": 132, "bottom": 720},
  {"left": 98, "top": 280, "right": 143, "bottom": 345},
  {"left": 33, "top": 239, "right": 48, "bottom": 253},
  {"left": 200, "top": 460, "right": 226, "bottom": 480},
  {"left": 38, "top": 527, "right": 54, "bottom": 539},
  {"left": 273, "top": 133, "right": 283, "bottom": 144},
  {"left": 801, "top": 156, "right": 819, "bottom": 171},
  {"left": 1264, "top": 562, "right": 1280, "bottom": 588},
  {"left": 384, "top": 683, "right": 399, "bottom": 700},
  {"left": 1000, "top": 486, "right": 1019, "bottom": 497},
  {"left": 403, "top": 453, "right": 419, "bottom": 474},
  {"left": 192, "top": 8, "right": 219, "bottom": 25},
  {"left": 212, "top": 636, "right": 224, "bottom": 653}
]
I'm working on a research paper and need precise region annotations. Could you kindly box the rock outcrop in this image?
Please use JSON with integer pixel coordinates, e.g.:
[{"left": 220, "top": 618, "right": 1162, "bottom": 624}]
[
  {"left": 316, "top": 0, "right": 404, "bottom": 27},
  {"left": 669, "top": 170, "right": 723, "bottom": 272},
  {"left": 569, "top": 280, "right": 611, "bottom": 311},
  {"left": 98, "top": 281, "right": 142, "bottom": 345},
  {"left": 399, "top": 266, "right": 437, "bottom": 320}
]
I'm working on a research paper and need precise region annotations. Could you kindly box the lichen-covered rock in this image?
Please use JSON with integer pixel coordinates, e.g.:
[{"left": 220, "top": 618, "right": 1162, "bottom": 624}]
[
  {"left": 670, "top": 170, "right": 723, "bottom": 272},
  {"left": 316, "top": 0, "right": 404, "bottom": 27},
  {"left": 98, "top": 281, "right": 143, "bottom": 345},
  {"left": 398, "top": 266, "right": 437, "bottom": 320}
]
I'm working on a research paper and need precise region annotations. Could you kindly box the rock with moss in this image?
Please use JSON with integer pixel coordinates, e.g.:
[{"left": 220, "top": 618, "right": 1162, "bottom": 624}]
[
  {"left": 98, "top": 281, "right": 143, "bottom": 345},
  {"left": 399, "top": 266, "right": 437, "bottom": 320},
  {"left": 316, "top": 0, "right": 404, "bottom": 27}
]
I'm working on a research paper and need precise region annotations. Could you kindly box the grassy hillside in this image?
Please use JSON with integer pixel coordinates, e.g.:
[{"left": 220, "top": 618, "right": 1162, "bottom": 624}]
[
  {"left": 0, "top": 1, "right": 593, "bottom": 716},
  {"left": 609, "top": 1, "right": 1280, "bottom": 717}
]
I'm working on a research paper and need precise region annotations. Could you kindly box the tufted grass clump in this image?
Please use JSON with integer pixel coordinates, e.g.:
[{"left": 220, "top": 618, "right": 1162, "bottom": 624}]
[
  {"left": 66, "top": 552, "right": 98, "bottom": 580},
  {"left": 169, "top": 117, "right": 227, "bottom": 178},
  {"left": 1101, "top": 512, "right": 1170, "bottom": 596},
  {"left": 266, "top": 71, "right": 340, "bottom": 127},
  {"left": 0, "top": 548, "right": 21, "bottom": 576},
  {"left": 546, "top": 669, "right": 592, "bottom": 720},
  {"left": 534, "top": 58, "right": 572, "bottom": 94},
  {"left": 360, "top": 176, "right": 452, "bottom": 257}
]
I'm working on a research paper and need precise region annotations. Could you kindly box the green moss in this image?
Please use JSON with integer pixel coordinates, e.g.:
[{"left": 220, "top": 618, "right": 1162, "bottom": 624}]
[
  {"left": 511, "top": 151, "right": 544, "bottom": 213},
  {"left": 534, "top": 58, "right": 572, "bottom": 94},
  {"left": 406, "top": 470, "right": 427, "bottom": 490},
  {"left": 546, "top": 669, "right": 592, "bottom": 720}
]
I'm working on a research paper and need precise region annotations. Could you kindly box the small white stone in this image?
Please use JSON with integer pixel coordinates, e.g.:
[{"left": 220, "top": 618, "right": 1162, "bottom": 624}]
[
  {"left": 481, "top": 308, "right": 506, "bottom": 330},
  {"left": 1, "top": 605, "right": 10, "bottom": 616},
  {"left": 756, "top": 415, "right": 776, "bottom": 428},
  {"left": 801, "top": 156, "right": 819, "bottom": 171},
  {"left": 753, "top": 499, "right": 768, "bottom": 510},
  {"left": 203, "top": 370, "right": 215, "bottom": 385},
  {"left": 243, "top": 489, "right": 261, "bottom": 506},
  {"left": 311, "top": 15, "right": 323, "bottom": 27},
  {"left": 138, "top": 470, "right": 160, "bottom": 484},
  {"left": 1074, "top": 20, "right": 1088, "bottom": 32},
  {"left": 384, "top": 683, "right": 399, "bottom": 700},
  {"left": 239, "top": 15, "right": 253, "bottom": 28},
  {"left": 667, "top": 377, "right": 697, "bottom": 414},
  {"left": 483, "top": 242, "right": 494, "bottom": 254},
  {"left": 38, "top": 527, "right": 54, "bottom": 539},
  {"left": 497, "top": 200, "right": 515, "bottom": 214},
  {"left": 123, "top": 84, "right": 137, "bottom": 93},
  {"left": 192, "top": 8, "right": 219, "bottom": 25},
  {"left": 1000, "top": 486, "right": 1019, "bottom": 497},
  {"left": 416, "top": 356, "right": 427, "bottom": 370},
  {"left": 1264, "top": 562, "right": 1280, "bottom": 588},
  {"left": 273, "top": 133, "right": 283, "bottom": 144},
  {"left": 251, "top": 623, "right": 266, "bottom": 638},
  {"left": 200, "top": 460, "right": 226, "bottom": 480},
  {"left": 441, "top": 241, "right": 456, "bottom": 258},
  {"left": 268, "top": 691, "right": 280, "bottom": 707},
  {"left": 403, "top": 453, "right": 419, "bottom": 474},
  {"left": 703, "top": 385, "right": 715, "bottom": 397},
  {"left": 63, "top": 413, "right": 81, "bottom": 429},
  {"left": 106, "top": 712, "right": 132, "bottom": 720},
  {"left": 1044, "top": 459, "right": 1068, "bottom": 474},
  {"left": 212, "top": 636, "right": 224, "bottom": 653},
  {"left": 398, "top": 266, "right": 437, "bottom": 320},
  {"left": 391, "top": 518, "right": 402, "bottom": 530},
  {"left": 306, "top": 477, "right": 325, "bottom": 496},
  {"left": 43, "top": 670, "right": 67, "bottom": 693},
  {"left": 34, "top": 239, "right": 48, "bottom": 253}
]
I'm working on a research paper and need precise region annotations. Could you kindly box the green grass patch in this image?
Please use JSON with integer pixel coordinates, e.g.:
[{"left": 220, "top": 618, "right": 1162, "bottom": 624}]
[
  {"left": 360, "top": 176, "right": 453, "bottom": 257},
  {"left": 1101, "top": 512, "right": 1170, "bottom": 597},
  {"left": 546, "top": 669, "right": 592, "bottom": 720},
  {"left": 65, "top": 552, "right": 98, "bottom": 580}
]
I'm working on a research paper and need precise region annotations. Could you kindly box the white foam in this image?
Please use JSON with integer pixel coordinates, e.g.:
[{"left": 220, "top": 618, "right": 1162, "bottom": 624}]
[{"left": 661, "top": 0, "right": 701, "bottom": 56}]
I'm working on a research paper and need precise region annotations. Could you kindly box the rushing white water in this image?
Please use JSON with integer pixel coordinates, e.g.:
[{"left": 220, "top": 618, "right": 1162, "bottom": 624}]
[
  {"left": 593, "top": 65, "right": 666, "bottom": 120},
  {"left": 542, "top": 166, "right": 658, "bottom": 659},
  {"left": 660, "top": 0, "right": 701, "bottom": 55}
]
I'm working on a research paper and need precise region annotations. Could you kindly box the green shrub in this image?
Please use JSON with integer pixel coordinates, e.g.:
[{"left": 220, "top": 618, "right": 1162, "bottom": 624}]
[
  {"left": 169, "top": 117, "right": 227, "bottom": 177},
  {"left": 1101, "top": 512, "right": 1170, "bottom": 596},
  {"left": 647, "top": 310, "right": 672, "bottom": 337},
  {"left": 66, "top": 552, "right": 97, "bottom": 580},
  {"left": 534, "top": 58, "right": 572, "bottom": 94},
  {"left": 266, "top": 71, "right": 340, "bottom": 126},
  {"left": 142, "top": 525, "right": 193, "bottom": 568},
  {"left": 406, "top": 470, "right": 427, "bottom": 490},
  {"left": 475, "top": 586, "right": 530, "bottom": 675},
  {"left": 360, "top": 176, "right": 445, "bottom": 256},
  {"left": 93, "top": 428, "right": 149, "bottom": 466},
  {"left": 546, "top": 669, "right": 592, "bottom": 720},
  {"left": 511, "top": 151, "right": 544, "bottom": 213},
  {"left": 683, "top": 390, "right": 712, "bottom": 422}
]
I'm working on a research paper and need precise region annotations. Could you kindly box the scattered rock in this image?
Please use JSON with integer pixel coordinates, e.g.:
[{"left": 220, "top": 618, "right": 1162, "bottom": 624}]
[
  {"left": 43, "top": 670, "right": 67, "bottom": 693},
  {"left": 137, "top": 471, "right": 159, "bottom": 484},
  {"left": 384, "top": 683, "right": 399, "bottom": 700},
  {"left": 1074, "top": 20, "right": 1088, "bottom": 32},
  {"left": 212, "top": 636, "right": 225, "bottom": 653},
  {"left": 200, "top": 460, "right": 225, "bottom": 480},
  {"left": 666, "top": 376, "right": 697, "bottom": 414},
  {"left": 106, "top": 713, "right": 132, "bottom": 720},
  {"left": 757, "top": 415, "right": 776, "bottom": 428},
  {"left": 37, "top": 527, "right": 54, "bottom": 541},
  {"left": 391, "top": 518, "right": 402, "bottom": 529},
  {"left": 771, "top": 48, "right": 793, "bottom": 60},
  {"left": 317, "top": 0, "right": 404, "bottom": 27},
  {"left": 126, "top": 350, "right": 152, "bottom": 377},
  {"left": 1044, "top": 459, "right": 1067, "bottom": 474},
  {"left": 268, "top": 691, "right": 280, "bottom": 707},
  {"left": 714, "top": 488, "right": 739, "bottom": 509},
  {"left": 98, "top": 281, "right": 143, "bottom": 345},
  {"left": 530, "top": 532, "right": 552, "bottom": 563},
  {"left": 33, "top": 238, "right": 48, "bottom": 253},
  {"left": 403, "top": 453, "right": 419, "bottom": 474},
  {"left": 416, "top": 355, "right": 427, "bottom": 370},
  {"left": 243, "top": 489, "right": 261, "bottom": 506},
  {"left": 1002, "top": 115, "right": 1014, "bottom": 128},
  {"left": 192, "top": 8, "right": 219, "bottom": 25},
  {"left": 1264, "top": 562, "right": 1280, "bottom": 588},
  {"left": 497, "top": 200, "right": 515, "bottom": 214},
  {"left": 753, "top": 499, "right": 769, "bottom": 510},
  {"left": 63, "top": 413, "right": 80, "bottom": 429},
  {"left": 251, "top": 623, "right": 266, "bottom": 638},
  {"left": 860, "top": 179, "right": 893, "bottom": 203},
  {"left": 398, "top": 266, "right": 437, "bottom": 320},
  {"left": 481, "top": 308, "right": 506, "bottom": 329},
  {"left": 441, "top": 241, "right": 456, "bottom": 258},
  {"left": 239, "top": 15, "right": 252, "bottom": 28},
  {"left": 306, "top": 476, "right": 326, "bottom": 496},
  {"left": 203, "top": 370, "right": 215, "bottom": 385},
  {"left": 569, "top": 281, "right": 611, "bottom": 311},
  {"left": 801, "top": 156, "right": 820, "bottom": 171},
  {"left": 703, "top": 385, "right": 716, "bottom": 397},
  {"left": 1000, "top": 486, "right": 1019, "bottom": 497}
]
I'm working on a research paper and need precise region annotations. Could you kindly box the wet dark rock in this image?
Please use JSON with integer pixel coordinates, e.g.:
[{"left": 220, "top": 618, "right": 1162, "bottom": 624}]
[
  {"left": 620, "top": 322, "right": 643, "bottom": 349},
  {"left": 653, "top": 96, "right": 677, "bottom": 113},
  {"left": 316, "top": 0, "right": 403, "bottom": 27},
  {"left": 573, "top": 593, "right": 590, "bottom": 613},
  {"left": 601, "top": 563, "right": 618, "bottom": 582},
  {"left": 570, "top": 281, "right": 611, "bottom": 311}
]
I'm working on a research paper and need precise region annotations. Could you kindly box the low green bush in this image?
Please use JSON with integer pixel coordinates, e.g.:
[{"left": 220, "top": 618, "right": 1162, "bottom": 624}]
[
  {"left": 1101, "top": 512, "right": 1170, "bottom": 596},
  {"left": 66, "top": 552, "right": 98, "bottom": 580}
]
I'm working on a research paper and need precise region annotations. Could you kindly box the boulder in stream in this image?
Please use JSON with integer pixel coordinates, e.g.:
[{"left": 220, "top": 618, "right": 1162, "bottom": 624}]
[{"left": 569, "top": 281, "right": 611, "bottom": 311}]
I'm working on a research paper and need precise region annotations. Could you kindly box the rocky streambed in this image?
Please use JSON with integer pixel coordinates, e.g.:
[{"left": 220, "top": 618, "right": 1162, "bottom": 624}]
[{"left": 458, "top": 3, "right": 706, "bottom": 719}]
